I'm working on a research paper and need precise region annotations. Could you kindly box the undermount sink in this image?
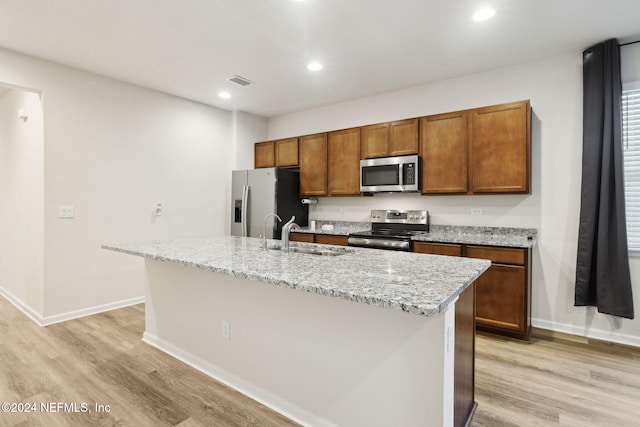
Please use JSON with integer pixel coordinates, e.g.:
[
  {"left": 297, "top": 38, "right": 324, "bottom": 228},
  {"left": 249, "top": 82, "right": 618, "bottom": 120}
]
[{"left": 267, "top": 244, "right": 352, "bottom": 256}]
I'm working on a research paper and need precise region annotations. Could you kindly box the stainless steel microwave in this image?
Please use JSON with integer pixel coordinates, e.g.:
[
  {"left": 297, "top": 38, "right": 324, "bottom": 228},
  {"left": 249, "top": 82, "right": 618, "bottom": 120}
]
[{"left": 360, "top": 155, "right": 421, "bottom": 193}]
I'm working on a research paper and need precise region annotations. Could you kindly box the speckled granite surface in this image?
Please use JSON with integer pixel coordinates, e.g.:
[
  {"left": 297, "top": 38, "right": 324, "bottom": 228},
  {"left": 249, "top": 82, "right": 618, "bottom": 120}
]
[
  {"left": 103, "top": 236, "right": 490, "bottom": 317},
  {"left": 296, "top": 221, "right": 537, "bottom": 248},
  {"left": 296, "top": 220, "right": 370, "bottom": 236},
  {"left": 414, "top": 225, "right": 537, "bottom": 248}
]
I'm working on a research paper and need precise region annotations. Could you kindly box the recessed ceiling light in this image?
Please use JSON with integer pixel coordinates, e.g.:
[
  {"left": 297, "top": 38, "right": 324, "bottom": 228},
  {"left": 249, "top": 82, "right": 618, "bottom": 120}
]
[
  {"left": 472, "top": 7, "right": 496, "bottom": 22},
  {"left": 218, "top": 91, "right": 231, "bottom": 99},
  {"left": 307, "top": 61, "right": 323, "bottom": 71}
]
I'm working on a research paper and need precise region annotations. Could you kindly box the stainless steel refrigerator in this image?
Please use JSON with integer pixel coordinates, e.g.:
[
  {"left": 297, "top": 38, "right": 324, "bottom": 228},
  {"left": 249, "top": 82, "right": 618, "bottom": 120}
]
[{"left": 231, "top": 168, "right": 308, "bottom": 239}]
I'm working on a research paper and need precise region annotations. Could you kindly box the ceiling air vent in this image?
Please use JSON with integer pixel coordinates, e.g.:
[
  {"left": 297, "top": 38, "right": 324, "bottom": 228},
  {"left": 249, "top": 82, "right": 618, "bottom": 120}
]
[{"left": 227, "top": 75, "right": 253, "bottom": 86}]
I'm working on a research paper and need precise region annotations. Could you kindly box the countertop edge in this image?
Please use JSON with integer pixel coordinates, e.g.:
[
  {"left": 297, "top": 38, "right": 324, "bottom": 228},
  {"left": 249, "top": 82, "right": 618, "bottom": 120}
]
[{"left": 102, "top": 239, "right": 490, "bottom": 318}]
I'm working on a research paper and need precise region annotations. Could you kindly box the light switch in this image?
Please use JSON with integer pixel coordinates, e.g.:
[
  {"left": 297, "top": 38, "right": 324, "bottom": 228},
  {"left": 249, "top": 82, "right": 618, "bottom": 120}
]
[{"left": 59, "top": 205, "right": 74, "bottom": 218}]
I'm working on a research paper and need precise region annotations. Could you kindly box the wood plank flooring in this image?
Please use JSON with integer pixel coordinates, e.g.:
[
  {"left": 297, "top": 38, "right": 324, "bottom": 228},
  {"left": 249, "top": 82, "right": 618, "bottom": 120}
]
[
  {"left": 2, "top": 295, "right": 640, "bottom": 426},
  {"left": 472, "top": 330, "right": 640, "bottom": 426},
  {"left": 0, "top": 297, "right": 299, "bottom": 427}
]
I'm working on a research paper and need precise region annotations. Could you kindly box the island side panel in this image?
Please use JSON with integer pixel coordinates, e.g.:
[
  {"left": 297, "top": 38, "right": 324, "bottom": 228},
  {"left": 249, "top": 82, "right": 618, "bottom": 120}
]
[
  {"left": 142, "top": 259, "right": 456, "bottom": 427},
  {"left": 455, "top": 281, "right": 476, "bottom": 426}
]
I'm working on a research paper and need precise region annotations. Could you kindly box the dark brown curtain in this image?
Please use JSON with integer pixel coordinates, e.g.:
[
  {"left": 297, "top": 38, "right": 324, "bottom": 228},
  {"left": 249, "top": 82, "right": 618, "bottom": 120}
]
[{"left": 575, "top": 38, "right": 634, "bottom": 319}]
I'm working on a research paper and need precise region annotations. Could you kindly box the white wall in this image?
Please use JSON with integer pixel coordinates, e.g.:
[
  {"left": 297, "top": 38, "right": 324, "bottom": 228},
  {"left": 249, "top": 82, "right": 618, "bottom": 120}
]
[
  {"left": 267, "top": 52, "right": 640, "bottom": 346},
  {"left": 0, "top": 88, "right": 45, "bottom": 314},
  {"left": 232, "top": 110, "right": 268, "bottom": 171},
  {"left": 0, "top": 47, "right": 235, "bottom": 323}
]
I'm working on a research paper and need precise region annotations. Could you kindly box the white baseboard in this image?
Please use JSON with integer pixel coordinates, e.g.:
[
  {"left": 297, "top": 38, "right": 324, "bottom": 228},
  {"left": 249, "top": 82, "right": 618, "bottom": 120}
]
[
  {"left": 0, "top": 286, "right": 47, "bottom": 326},
  {"left": 532, "top": 318, "right": 640, "bottom": 348},
  {"left": 142, "top": 332, "right": 339, "bottom": 427},
  {"left": 40, "top": 296, "right": 145, "bottom": 326},
  {"left": 0, "top": 286, "right": 144, "bottom": 326}
]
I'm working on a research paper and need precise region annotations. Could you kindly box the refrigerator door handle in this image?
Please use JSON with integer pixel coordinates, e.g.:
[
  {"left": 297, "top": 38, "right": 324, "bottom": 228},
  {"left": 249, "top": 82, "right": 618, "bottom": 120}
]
[{"left": 241, "top": 185, "right": 249, "bottom": 237}]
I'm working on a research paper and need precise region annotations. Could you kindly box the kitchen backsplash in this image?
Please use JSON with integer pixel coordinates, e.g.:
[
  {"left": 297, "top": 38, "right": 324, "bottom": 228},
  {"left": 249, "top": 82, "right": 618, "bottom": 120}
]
[{"left": 307, "top": 192, "right": 539, "bottom": 228}]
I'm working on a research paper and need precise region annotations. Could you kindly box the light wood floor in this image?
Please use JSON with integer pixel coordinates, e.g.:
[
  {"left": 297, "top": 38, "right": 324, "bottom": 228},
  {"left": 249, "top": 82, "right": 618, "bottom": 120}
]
[
  {"left": 2, "top": 297, "right": 640, "bottom": 427},
  {"left": 0, "top": 297, "right": 299, "bottom": 427},
  {"left": 472, "top": 330, "right": 640, "bottom": 426}
]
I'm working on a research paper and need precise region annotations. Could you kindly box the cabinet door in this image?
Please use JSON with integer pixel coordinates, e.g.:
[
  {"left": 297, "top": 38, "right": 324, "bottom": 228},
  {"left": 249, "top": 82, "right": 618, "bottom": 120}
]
[
  {"left": 474, "top": 264, "right": 527, "bottom": 334},
  {"left": 420, "top": 111, "right": 468, "bottom": 194},
  {"left": 275, "top": 138, "right": 299, "bottom": 167},
  {"left": 328, "top": 128, "right": 361, "bottom": 196},
  {"left": 470, "top": 100, "right": 530, "bottom": 193},
  {"left": 389, "top": 118, "right": 419, "bottom": 156},
  {"left": 413, "top": 242, "right": 463, "bottom": 256},
  {"left": 361, "top": 123, "right": 389, "bottom": 159},
  {"left": 299, "top": 133, "right": 328, "bottom": 196},
  {"left": 254, "top": 141, "right": 275, "bottom": 168}
]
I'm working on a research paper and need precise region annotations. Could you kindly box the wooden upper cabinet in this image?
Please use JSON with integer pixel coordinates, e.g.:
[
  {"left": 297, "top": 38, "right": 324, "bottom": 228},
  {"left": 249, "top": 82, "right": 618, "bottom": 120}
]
[
  {"left": 420, "top": 111, "right": 469, "bottom": 194},
  {"left": 254, "top": 141, "right": 275, "bottom": 168},
  {"left": 362, "top": 123, "right": 390, "bottom": 159},
  {"left": 299, "top": 133, "right": 328, "bottom": 196},
  {"left": 362, "top": 119, "right": 419, "bottom": 159},
  {"left": 275, "top": 137, "right": 299, "bottom": 167},
  {"left": 255, "top": 138, "right": 298, "bottom": 168},
  {"left": 389, "top": 118, "right": 419, "bottom": 156},
  {"left": 328, "top": 128, "right": 361, "bottom": 195},
  {"left": 470, "top": 100, "right": 531, "bottom": 194}
]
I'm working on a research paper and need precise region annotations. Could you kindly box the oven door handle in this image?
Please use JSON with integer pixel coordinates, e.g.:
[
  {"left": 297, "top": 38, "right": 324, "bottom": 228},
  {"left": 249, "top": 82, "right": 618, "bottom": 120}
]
[{"left": 347, "top": 237, "right": 411, "bottom": 251}]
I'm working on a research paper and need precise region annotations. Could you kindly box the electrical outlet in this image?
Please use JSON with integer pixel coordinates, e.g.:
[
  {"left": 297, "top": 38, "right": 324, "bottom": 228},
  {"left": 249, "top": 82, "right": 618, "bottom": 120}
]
[
  {"left": 222, "top": 320, "right": 230, "bottom": 340},
  {"left": 59, "top": 205, "right": 74, "bottom": 218}
]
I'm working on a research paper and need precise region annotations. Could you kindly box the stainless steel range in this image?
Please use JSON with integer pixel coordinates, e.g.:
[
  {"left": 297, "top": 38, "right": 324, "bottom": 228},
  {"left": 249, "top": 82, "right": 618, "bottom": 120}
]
[{"left": 347, "top": 209, "right": 429, "bottom": 251}]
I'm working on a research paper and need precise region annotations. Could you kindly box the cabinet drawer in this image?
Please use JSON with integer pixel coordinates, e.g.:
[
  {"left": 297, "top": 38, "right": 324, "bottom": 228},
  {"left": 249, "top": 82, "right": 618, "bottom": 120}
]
[
  {"left": 289, "top": 232, "right": 314, "bottom": 243},
  {"left": 315, "top": 234, "right": 349, "bottom": 246},
  {"left": 465, "top": 246, "right": 525, "bottom": 265},
  {"left": 413, "top": 242, "right": 462, "bottom": 257}
]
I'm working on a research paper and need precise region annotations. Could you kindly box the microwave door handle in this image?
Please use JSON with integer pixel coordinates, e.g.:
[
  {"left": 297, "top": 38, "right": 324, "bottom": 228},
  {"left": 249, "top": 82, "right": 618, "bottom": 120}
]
[{"left": 242, "top": 185, "right": 249, "bottom": 237}]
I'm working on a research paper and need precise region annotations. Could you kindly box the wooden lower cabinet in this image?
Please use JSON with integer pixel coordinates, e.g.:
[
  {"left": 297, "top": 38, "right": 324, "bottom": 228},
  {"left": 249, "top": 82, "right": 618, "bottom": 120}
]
[
  {"left": 474, "top": 263, "right": 526, "bottom": 334},
  {"left": 314, "top": 234, "right": 349, "bottom": 246},
  {"left": 465, "top": 245, "right": 531, "bottom": 341},
  {"left": 289, "top": 232, "right": 348, "bottom": 246},
  {"left": 289, "top": 232, "right": 314, "bottom": 243},
  {"left": 413, "top": 242, "right": 462, "bottom": 256},
  {"left": 414, "top": 242, "right": 531, "bottom": 341}
]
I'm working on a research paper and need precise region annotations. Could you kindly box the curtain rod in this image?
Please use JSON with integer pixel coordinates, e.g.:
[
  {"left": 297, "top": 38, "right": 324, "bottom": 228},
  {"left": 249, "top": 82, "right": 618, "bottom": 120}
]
[{"left": 620, "top": 40, "right": 640, "bottom": 47}]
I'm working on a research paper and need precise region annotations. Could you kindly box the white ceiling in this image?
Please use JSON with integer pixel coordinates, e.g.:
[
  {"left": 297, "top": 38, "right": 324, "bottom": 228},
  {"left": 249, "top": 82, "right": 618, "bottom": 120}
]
[{"left": 0, "top": 0, "right": 638, "bottom": 118}]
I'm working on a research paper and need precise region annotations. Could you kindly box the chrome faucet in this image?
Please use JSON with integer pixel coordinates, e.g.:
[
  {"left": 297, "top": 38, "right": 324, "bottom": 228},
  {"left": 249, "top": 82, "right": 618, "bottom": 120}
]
[
  {"left": 262, "top": 214, "right": 282, "bottom": 249},
  {"left": 282, "top": 216, "right": 300, "bottom": 253}
]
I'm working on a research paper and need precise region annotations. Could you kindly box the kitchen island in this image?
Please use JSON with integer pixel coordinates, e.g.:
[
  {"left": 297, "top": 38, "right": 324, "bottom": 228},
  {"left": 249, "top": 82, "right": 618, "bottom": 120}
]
[{"left": 103, "top": 236, "right": 490, "bottom": 427}]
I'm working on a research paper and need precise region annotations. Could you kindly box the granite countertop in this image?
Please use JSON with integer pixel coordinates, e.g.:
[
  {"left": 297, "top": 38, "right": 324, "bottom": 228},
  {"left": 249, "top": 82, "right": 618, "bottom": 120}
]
[
  {"left": 295, "top": 220, "right": 370, "bottom": 236},
  {"left": 103, "top": 236, "right": 490, "bottom": 317},
  {"left": 413, "top": 225, "right": 537, "bottom": 248},
  {"left": 295, "top": 221, "right": 537, "bottom": 249}
]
